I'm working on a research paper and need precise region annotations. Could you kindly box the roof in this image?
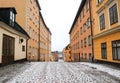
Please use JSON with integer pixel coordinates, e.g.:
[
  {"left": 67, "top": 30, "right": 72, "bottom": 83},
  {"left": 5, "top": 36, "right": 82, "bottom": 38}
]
[
  {"left": 0, "top": 18, "right": 30, "bottom": 38},
  {"left": 36, "top": 0, "right": 41, "bottom": 10},
  {"left": 0, "top": 7, "right": 17, "bottom": 14},
  {"left": 0, "top": 8, "right": 30, "bottom": 38},
  {"left": 40, "top": 12, "right": 52, "bottom": 35},
  {"left": 69, "top": 0, "right": 86, "bottom": 34}
]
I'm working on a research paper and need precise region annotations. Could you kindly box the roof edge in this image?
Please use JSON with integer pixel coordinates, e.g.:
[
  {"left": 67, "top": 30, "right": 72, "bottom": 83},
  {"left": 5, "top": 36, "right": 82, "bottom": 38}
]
[{"left": 69, "top": 0, "right": 86, "bottom": 34}]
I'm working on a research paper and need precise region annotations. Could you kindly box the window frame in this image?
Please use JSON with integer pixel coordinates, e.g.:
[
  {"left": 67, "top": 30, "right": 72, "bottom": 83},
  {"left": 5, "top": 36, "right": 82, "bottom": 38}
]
[
  {"left": 109, "top": 4, "right": 118, "bottom": 25},
  {"left": 88, "top": 35, "right": 92, "bottom": 46},
  {"left": 99, "top": 13, "right": 105, "bottom": 30},
  {"left": 10, "top": 11, "right": 15, "bottom": 26},
  {"left": 80, "top": 27, "right": 82, "bottom": 35},
  {"left": 84, "top": 38, "right": 87, "bottom": 48},
  {"left": 87, "top": 17, "right": 91, "bottom": 28},
  {"left": 83, "top": 23, "right": 86, "bottom": 32},
  {"left": 86, "top": 0, "right": 89, "bottom": 12},
  {"left": 97, "top": 0, "right": 103, "bottom": 4},
  {"left": 101, "top": 42, "right": 107, "bottom": 59},
  {"left": 112, "top": 40, "right": 120, "bottom": 60},
  {"left": 22, "top": 45, "right": 25, "bottom": 52}
]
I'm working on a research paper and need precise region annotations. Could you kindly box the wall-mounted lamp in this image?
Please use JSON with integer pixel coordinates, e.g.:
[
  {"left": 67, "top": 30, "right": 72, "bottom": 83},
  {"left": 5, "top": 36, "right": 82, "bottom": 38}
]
[{"left": 19, "top": 38, "right": 24, "bottom": 43}]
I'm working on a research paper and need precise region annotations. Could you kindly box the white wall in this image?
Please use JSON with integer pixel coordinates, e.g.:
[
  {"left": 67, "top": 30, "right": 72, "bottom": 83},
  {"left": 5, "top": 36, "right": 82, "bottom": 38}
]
[
  {"left": 0, "top": 22, "right": 27, "bottom": 64},
  {"left": 0, "top": 29, "right": 2, "bottom": 63}
]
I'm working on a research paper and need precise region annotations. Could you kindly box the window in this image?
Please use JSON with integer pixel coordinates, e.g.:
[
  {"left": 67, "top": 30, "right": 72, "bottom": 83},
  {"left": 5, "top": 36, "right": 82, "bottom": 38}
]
[
  {"left": 99, "top": 14, "right": 105, "bottom": 30},
  {"left": 101, "top": 43, "right": 107, "bottom": 59},
  {"left": 85, "top": 53, "right": 87, "bottom": 59},
  {"left": 83, "top": 23, "right": 86, "bottom": 32},
  {"left": 80, "top": 27, "right": 82, "bottom": 35},
  {"left": 79, "top": 42, "right": 80, "bottom": 49},
  {"left": 29, "top": 8, "right": 33, "bottom": 20},
  {"left": 98, "top": 0, "right": 103, "bottom": 4},
  {"left": 81, "top": 8, "right": 84, "bottom": 18},
  {"left": 80, "top": 14, "right": 82, "bottom": 22},
  {"left": 81, "top": 53, "right": 83, "bottom": 59},
  {"left": 84, "top": 38, "right": 87, "bottom": 47},
  {"left": 22, "top": 45, "right": 25, "bottom": 52},
  {"left": 10, "top": 11, "right": 15, "bottom": 26},
  {"left": 88, "top": 35, "right": 92, "bottom": 46},
  {"left": 109, "top": 4, "right": 118, "bottom": 25},
  {"left": 112, "top": 40, "right": 120, "bottom": 60},
  {"left": 89, "top": 53, "right": 92, "bottom": 60},
  {"left": 81, "top": 40, "right": 83, "bottom": 48},
  {"left": 30, "top": 0, "right": 32, "bottom": 3},
  {"left": 87, "top": 18, "right": 91, "bottom": 28},
  {"left": 86, "top": 0, "right": 89, "bottom": 12}
]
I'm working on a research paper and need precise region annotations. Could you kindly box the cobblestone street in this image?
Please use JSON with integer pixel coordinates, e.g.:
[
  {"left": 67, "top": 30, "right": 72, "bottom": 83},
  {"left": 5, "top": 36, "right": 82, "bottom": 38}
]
[{"left": 0, "top": 61, "right": 120, "bottom": 83}]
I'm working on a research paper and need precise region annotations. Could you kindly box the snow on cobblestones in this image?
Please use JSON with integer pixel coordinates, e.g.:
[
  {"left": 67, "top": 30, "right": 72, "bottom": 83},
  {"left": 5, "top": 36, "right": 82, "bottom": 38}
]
[
  {"left": 0, "top": 62, "right": 120, "bottom": 83},
  {"left": 80, "top": 62, "right": 120, "bottom": 79}
]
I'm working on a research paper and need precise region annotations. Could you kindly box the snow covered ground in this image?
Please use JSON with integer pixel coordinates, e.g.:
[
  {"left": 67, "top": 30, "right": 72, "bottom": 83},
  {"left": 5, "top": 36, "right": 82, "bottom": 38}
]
[{"left": 0, "top": 61, "right": 120, "bottom": 83}]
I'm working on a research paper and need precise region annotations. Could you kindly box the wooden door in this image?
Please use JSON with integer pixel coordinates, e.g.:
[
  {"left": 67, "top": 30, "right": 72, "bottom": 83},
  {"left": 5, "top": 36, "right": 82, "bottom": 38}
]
[{"left": 2, "top": 34, "right": 15, "bottom": 65}]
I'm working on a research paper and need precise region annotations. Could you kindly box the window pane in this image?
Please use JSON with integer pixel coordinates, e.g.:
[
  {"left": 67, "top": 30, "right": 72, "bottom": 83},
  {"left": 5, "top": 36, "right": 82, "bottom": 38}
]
[
  {"left": 109, "top": 4, "right": 118, "bottom": 25},
  {"left": 101, "top": 43, "right": 107, "bottom": 59},
  {"left": 113, "top": 48, "right": 117, "bottom": 59},
  {"left": 116, "top": 40, "right": 120, "bottom": 47},
  {"left": 99, "top": 14, "right": 105, "bottom": 30},
  {"left": 117, "top": 48, "right": 120, "bottom": 59}
]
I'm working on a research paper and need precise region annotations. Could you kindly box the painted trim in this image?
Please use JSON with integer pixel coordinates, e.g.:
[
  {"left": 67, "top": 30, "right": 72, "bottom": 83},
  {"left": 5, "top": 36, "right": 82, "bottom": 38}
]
[
  {"left": 93, "top": 25, "right": 120, "bottom": 39},
  {"left": 0, "top": 22, "right": 29, "bottom": 39}
]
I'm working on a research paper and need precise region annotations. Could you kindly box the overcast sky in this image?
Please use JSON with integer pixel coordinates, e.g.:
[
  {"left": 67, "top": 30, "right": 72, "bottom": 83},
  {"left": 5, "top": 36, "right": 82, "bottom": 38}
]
[{"left": 39, "top": 0, "right": 82, "bottom": 51}]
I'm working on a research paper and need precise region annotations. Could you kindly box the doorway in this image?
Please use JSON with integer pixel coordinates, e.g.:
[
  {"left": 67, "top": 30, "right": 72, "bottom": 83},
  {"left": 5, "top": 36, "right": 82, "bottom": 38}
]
[{"left": 2, "top": 34, "right": 15, "bottom": 65}]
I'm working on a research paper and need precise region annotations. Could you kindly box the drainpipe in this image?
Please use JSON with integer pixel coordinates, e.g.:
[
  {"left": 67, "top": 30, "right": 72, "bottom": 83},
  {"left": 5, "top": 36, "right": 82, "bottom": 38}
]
[
  {"left": 89, "top": 0, "right": 94, "bottom": 62},
  {"left": 38, "top": 12, "right": 40, "bottom": 61},
  {"left": 26, "top": 38, "right": 29, "bottom": 61}
]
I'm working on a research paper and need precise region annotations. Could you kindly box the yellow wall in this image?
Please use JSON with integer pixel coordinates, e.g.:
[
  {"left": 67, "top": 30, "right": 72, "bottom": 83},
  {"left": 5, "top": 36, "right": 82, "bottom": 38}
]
[
  {"left": 94, "top": 31, "right": 120, "bottom": 63},
  {"left": 92, "top": 0, "right": 120, "bottom": 63}
]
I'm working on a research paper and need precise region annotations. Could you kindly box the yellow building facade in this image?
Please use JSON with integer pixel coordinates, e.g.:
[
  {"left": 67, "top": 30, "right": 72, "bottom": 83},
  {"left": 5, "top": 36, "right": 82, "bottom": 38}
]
[
  {"left": 91, "top": 0, "right": 120, "bottom": 63},
  {"left": 40, "top": 13, "right": 52, "bottom": 62}
]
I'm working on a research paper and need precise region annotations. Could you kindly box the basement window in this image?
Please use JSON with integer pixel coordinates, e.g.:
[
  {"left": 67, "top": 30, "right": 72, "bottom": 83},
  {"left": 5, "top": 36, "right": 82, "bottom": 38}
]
[{"left": 22, "top": 45, "right": 25, "bottom": 52}]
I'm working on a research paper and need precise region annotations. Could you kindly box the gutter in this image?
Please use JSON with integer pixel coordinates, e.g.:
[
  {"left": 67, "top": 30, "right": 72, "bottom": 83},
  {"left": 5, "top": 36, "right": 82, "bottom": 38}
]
[
  {"left": 26, "top": 38, "right": 29, "bottom": 61},
  {"left": 38, "top": 12, "right": 40, "bottom": 61},
  {"left": 89, "top": 0, "right": 94, "bottom": 62}
]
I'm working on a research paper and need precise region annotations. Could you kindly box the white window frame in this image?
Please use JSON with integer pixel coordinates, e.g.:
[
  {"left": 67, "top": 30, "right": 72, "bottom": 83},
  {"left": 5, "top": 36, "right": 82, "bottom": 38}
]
[
  {"left": 107, "top": 0, "right": 120, "bottom": 27},
  {"left": 98, "top": 10, "right": 106, "bottom": 31}
]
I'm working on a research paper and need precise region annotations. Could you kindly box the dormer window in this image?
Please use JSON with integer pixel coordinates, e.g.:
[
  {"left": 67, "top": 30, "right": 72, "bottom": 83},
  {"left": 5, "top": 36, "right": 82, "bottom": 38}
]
[
  {"left": 98, "top": 0, "right": 103, "bottom": 4},
  {"left": 10, "top": 11, "right": 15, "bottom": 26}
]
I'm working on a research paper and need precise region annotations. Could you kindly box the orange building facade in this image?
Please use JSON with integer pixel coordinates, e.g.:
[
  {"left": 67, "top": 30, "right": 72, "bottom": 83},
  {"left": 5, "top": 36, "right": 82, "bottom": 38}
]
[
  {"left": 0, "top": 0, "right": 40, "bottom": 61},
  {"left": 40, "top": 13, "right": 52, "bottom": 62},
  {"left": 0, "top": 0, "right": 52, "bottom": 61},
  {"left": 27, "top": 0, "right": 40, "bottom": 61},
  {"left": 69, "top": 0, "right": 93, "bottom": 62},
  {"left": 91, "top": 0, "right": 120, "bottom": 63},
  {"left": 51, "top": 51, "right": 58, "bottom": 62},
  {"left": 62, "top": 44, "right": 71, "bottom": 62}
]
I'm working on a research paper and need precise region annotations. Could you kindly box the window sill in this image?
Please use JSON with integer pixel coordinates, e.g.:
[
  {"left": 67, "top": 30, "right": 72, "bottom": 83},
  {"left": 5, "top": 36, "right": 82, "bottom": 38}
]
[
  {"left": 110, "top": 21, "right": 118, "bottom": 26},
  {"left": 113, "top": 59, "right": 120, "bottom": 61},
  {"left": 100, "top": 27, "right": 105, "bottom": 31}
]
